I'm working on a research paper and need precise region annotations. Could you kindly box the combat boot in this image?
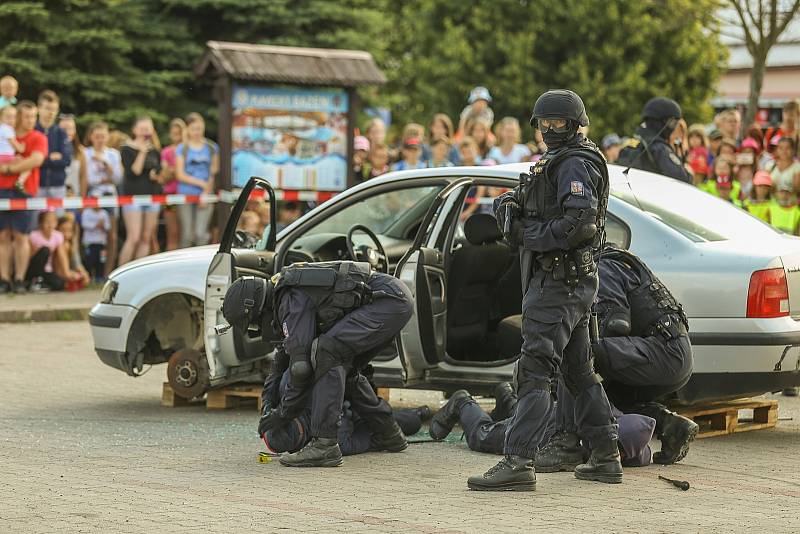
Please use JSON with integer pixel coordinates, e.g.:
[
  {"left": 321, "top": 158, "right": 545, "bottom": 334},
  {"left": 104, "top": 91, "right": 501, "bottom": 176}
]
[
  {"left": 414, "top": 405, "right": 433, "bottom": 422},
  {"left": 369, "top": 419, "right": 408, "bottom": 452},
  {"left": 574, "top": 439, "right": 623, "bottom": 484},
  {"left": 279, "top": 437, "right": 343, "bottom": 467},
  {"left": 489, "top": 382, "right": 518, "bottom": 421},
  {"left": 534, "top": 431, "right": 585, "bottom": 473},
  {"left": 653, "top": 411, "right": 699, "bottom": 464},
  {"left": 429, "top": 390, "right": 472, "bottom": 441},
  {"left": 467, "top": 455, "right": 536, "bottom": 491}
]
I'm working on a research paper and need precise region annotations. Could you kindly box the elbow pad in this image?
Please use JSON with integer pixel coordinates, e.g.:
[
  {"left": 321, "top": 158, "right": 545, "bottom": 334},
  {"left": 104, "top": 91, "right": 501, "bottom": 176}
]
[
  {"left": 561, "top": 208, "right": 598, "bottom": 248},
  {"left": 603, "top": 309, "right": 631, "bottom": 337}
]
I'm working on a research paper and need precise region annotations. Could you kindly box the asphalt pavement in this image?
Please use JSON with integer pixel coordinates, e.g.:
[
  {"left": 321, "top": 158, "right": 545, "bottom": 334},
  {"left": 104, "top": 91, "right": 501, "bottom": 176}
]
[{"left": 1, "top": 321, "right": 799, "bottom": 533}]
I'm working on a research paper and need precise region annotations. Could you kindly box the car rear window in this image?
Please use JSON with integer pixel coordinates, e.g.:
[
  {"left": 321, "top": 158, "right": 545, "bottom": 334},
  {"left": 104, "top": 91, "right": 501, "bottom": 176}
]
[{"left": 612, "top": 176, "right": 781, "bottom": 243}]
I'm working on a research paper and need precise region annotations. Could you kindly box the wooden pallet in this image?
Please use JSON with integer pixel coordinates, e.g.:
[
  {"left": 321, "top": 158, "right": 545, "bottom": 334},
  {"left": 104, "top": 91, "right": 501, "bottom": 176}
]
[
  {"left": 676, "top": 398, "right": 778, "bottom": 438},
  {"left": 161, "top": 382, "right": 262, "bottom": 411}
]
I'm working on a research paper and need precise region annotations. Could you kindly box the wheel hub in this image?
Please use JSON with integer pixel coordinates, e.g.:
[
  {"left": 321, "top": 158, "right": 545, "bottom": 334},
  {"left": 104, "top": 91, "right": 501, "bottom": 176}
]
[
  {"left": 167, "top": 348, "right": 210, "bottom": 399},
  {"left": 174, "top": 361, "right": 198, "bottom": 387}
]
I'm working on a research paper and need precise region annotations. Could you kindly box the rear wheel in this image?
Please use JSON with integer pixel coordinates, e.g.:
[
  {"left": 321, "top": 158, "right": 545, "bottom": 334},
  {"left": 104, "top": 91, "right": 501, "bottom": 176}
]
[{"left": 167, "top": 348, "right": 210, "bottom": 399}]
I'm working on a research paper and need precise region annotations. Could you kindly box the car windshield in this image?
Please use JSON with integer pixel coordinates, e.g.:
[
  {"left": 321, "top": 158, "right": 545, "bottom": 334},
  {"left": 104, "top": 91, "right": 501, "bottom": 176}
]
[
  {"left": 612, "top": 176, "right": 781, "bottom": 243},
  {"left": 306, "top": 185, "right": 442, "bottom": 238}
]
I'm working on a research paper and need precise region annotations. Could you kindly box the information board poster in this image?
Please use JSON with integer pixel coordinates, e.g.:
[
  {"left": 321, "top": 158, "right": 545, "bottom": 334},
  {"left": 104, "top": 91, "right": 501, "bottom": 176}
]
[{"left": 231, "top": 86, "right": 349, "bottom": 190}]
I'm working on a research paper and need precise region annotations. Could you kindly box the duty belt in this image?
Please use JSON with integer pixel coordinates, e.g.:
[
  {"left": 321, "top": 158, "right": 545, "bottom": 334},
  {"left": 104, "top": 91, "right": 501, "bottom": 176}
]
[
  {"left": 648, "top": 314, "right": 688, "bottom": 341},
  {"left": 535, "top": 245, "right": 596, "bottom": 286}
]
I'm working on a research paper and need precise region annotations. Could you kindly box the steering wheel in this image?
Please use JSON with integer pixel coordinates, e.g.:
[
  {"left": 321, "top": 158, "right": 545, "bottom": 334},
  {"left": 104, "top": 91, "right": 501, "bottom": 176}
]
[{"left": 346, "top": 224, "right": 388, "bottom": 273}]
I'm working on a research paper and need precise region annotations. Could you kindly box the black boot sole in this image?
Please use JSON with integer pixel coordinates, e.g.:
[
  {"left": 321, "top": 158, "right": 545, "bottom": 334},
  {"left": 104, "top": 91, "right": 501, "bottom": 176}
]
[
  {"left": 535, "top": 461, "right": 581, "bottom": 473},
  {"left": 467, "top": 480, "right": 536, "bottom": 491},
  {"left": 654, "top": 423, "right": 699, "bottom": 465},
  {"left": 371, "top": 441, "right": 408, "bottom": 453},
  {"left": 574, "top": 471, "right": 622, "bottom": 484},
  {"left": 279, "top": 456, "right": 343, "bottom": 467}
]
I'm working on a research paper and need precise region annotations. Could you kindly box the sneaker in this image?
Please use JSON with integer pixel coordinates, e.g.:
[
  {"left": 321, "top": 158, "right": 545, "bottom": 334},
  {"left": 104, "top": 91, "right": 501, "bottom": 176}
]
[
  {"left": 467, "top": 455, "right": 536, "bottom": 491},
  {"left": 29, "top": 277, "right": 49, "bottom": 294},
  {"left": 0, "top": 280, "right": 10, "bottom": 294},
  {"left": 279, "top": 437, "right": 343, "bottom": 468},
  {"left": 12, "top": 280, "right": 27, "bottom": 294}
]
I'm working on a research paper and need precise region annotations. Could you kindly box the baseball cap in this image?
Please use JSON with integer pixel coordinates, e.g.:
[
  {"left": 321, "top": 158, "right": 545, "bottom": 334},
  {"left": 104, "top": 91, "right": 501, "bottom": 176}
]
[
  {"left": 354, "top": 135, "right": 370, "bottom": 152},
  {"left": 601, "top": 133, "right": 622, "bottom": 151},
  {"left": 739, "top": 137, "right": 760, "bottom": 152},
  {"left": 708, "top": 129, "right": 723, "bottom": 141},
  {"left": 468, "top": 86, "right": 492, "bottom": 104},
  {"left": 403, "top": 137, "right": 422, "bottom": 149},
  {"left": 753, "top": 170, "right": 773, "bottom": 187}
]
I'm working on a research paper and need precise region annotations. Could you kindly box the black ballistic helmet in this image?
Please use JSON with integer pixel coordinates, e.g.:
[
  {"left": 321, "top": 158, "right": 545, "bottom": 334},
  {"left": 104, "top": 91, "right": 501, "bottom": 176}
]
[
  {"left": 221, "top": 276, "right": 273, "bottom": 332},
  {"left": 530, "top": 89, "right": 590, "bottom": 128},
  {"left": 641, "top": 97, "right": 682, "bottom": 121}
]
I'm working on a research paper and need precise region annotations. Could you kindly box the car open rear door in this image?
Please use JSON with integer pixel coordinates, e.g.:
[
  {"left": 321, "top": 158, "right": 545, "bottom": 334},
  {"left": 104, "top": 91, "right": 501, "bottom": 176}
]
[
  {"left": 204, "top": 177, "right": 278, "bottom": 385},
  {"left": 395, "top": 178, "right": 473, "bottom": 383}
]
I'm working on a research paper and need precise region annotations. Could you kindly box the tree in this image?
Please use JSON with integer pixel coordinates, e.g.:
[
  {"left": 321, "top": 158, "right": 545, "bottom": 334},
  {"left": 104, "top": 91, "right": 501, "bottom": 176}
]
[
  {"left": 726, "top": 0, "right": 800, "bottom": 128},
  {"left": 379, "top": 0, "right": 727, "bottom": 140}
]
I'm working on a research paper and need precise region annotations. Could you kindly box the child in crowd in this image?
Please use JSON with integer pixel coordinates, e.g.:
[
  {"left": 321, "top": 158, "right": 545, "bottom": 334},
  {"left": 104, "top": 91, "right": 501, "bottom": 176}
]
[
  {"left": 690, "top": 157, "right": 708, "bottom": 187},
  {"left": 353, "top": 136, "right": 370, "bottom": 177},
  {"left": 702, "top": 156, "right": 741, "bottom": 206},
  {"left": 391, "top": 137, "right": 425, "bottom": 171},
  {"left": 708, "top": 129, "right": 723, "bottom": 166},
  {"left": 0, "top": 75, "right": 18, "bottom": 107},
  {"left": 26, "top": 211, "right": 66, "bottom": 291},
  {"left": 0, "top": 106, "right": 30, "bottom": 194},
  {"left": 687, "top": 125, "right": 709, "bottom": 177},
  {"left": 744, "top": 171, "right": 772, "bottom": 223},
  {"left": 428, "top": 137, "right": 454, "bottom": 167},
  {"left": 237, "top": 210, "right": 262, "bottom": 236},
  {"left": 81, "top": 205, "right": 111, "bottom": 282},
  {"left": 488, "top": 117, "right": 532, "bottom": 164},
  {"left": 466, "top": 118, "right": 494, "bottom": 159},
  {"left": 425, "top": 114, "right": 460, "bottom": 164},
  {"left": 458, "top": 136, "right": 480, "bottom": 167},
  {"left": 56, "top": 215, "right": 90, "bottom": 289},
  {"left": 362, "top": 143, "right": 389, "bottom": 180},
  {"left": 717, "top": 137, "right": 737, "bottom": 160},
  {"left": 769, "top": 137, "right": 800, "bottom": 197},
  {"left": 771, "top": 184, "right": 800, "bottom": 235},
  {"left": 736, "top": 138, "right": 760, "bottom": 201}
]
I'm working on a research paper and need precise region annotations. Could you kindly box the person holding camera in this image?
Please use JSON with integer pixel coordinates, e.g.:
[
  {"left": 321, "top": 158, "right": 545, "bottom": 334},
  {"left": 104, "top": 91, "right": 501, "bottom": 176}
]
[{"left": 617, "top": 97, "right": 693, "bottom": 183}]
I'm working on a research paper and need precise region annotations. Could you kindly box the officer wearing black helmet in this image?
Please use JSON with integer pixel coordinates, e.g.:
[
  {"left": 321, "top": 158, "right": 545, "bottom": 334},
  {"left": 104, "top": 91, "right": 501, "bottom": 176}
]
[
  {"left": 617, "top": 97, "right": 692, "bottom": 183},
  {"left": 471, "top": 89, "right": 621, "bottom": 491},
  {"left": 221, "top": 261, "right": 414, "bottom": 467}
]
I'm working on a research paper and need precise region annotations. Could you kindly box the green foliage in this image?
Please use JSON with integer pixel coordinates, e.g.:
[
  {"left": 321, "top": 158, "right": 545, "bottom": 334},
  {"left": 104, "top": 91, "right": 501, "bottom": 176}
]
[
  {"left": 0, "top": 0, "right": 727, "bottom": 142},
  {"left": 380, "top": 0, "right": 728, "bottom": 140}
]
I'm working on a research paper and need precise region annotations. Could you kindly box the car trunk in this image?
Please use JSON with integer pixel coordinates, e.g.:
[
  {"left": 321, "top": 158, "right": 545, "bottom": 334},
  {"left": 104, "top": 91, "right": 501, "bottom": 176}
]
[{"left": 781, "top": 249, "right": 800, "bottom": 320}]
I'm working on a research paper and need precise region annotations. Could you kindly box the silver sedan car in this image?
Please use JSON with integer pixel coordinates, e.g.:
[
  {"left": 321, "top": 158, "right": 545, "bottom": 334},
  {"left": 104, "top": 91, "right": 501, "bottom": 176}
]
[{"left": 89, "top": 164, "right": 800, "bottom": 403}]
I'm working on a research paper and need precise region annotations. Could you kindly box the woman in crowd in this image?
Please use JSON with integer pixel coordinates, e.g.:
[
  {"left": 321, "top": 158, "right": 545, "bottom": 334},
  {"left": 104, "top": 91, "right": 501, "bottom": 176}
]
[
  {"left": 118, "top": 116, "right": 162, "bottom": 266},
  {"left": 58, "top": 114, "right": 86, "bottom": 198},
  {"left": 736, "top": 137, "right": 760, "bottom": 201},
  {"left": 466, "top": 118, "right": 494, "bottom": 160},
  {"left": 160, "top": 118, "right": 186, "bottom": 251},
  {"left": 364, "top": 118, "right": 386, "bottom": 151},
  {"left": 176, "top": 112, "right": 219, "bottom": 248},
  {"left": 488, "top": 117, "right": 532, "bottom": 164},
  {"left": 56, "top": 214, "right": 90, "bottom": 287},
  {"left": 769, "top": 137, "right": 800, "bottom": 198},
  {"left": 83, "top": 121, "right": 123, "bottom": 274},
  {"left": 424, "top": 113, "right": 459, "bottom": 164}
]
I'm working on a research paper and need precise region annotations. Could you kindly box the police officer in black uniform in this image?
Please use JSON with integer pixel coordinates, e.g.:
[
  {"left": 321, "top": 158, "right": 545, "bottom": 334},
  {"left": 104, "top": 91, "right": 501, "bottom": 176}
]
[
  {"left": 221, "top": 260, "right": 414, "bottom": 467},
  {"left": 467, "top": 90, "right": 621, "bottom": 491},
  {"left": 536, "top": 246, "right": 698, "bottom": 472},
  {"left": 616, "top": 97, "right": 692, "bottom": 183}
]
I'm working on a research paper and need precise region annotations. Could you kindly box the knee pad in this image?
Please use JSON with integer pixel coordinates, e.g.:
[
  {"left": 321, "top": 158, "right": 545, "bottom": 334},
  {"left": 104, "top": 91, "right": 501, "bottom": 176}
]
[
  {"left": 563, "top": 369, "right": 602, "bottom": 397},
  {"left": 289, "top": 361, "right": 312, "bottom": 387},
  {"left": 311, "top": 336, "right": 348, "bottom": 380},
  {"left": 513, "top": 360, "right": 553, "bottom": 397}
]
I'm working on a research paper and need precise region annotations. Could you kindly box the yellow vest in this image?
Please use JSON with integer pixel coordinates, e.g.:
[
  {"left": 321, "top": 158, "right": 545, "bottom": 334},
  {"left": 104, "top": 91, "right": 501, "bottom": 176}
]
[
  {"left": 744, "top": 200, "right": 771, "bottom": 223},
  {"left": 769, "top": 201, "right": 800, "bottom": 234},
  {"left": 703, "top": 180, "right": 742, "bottom": 207}
]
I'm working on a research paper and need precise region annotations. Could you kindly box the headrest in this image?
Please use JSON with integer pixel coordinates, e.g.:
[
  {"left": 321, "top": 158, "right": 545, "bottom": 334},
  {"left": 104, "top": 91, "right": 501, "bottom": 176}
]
[{"left": 464, "top": 213, "right": 502, "bottom": 245}]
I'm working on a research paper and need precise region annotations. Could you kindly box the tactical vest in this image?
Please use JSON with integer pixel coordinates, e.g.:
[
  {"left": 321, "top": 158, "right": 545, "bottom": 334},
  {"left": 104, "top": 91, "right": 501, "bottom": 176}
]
[
  {"left": 521, "top": 139, "right": 610, "bottom": 246},
  {"left": 602, "top": 247, "right": 689, "bottom": 340},
  {"left": 273, "top": 261, "right": 374, "bottom": 333},
  {"left": 616, "top": 136, "right": 660, "bottom": 174}
]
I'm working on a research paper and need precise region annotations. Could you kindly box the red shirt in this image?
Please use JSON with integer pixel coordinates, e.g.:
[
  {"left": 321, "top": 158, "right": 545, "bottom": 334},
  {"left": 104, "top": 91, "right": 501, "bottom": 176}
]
[{"left": 0, "top": 129, "right": 48, "bottom": 194}]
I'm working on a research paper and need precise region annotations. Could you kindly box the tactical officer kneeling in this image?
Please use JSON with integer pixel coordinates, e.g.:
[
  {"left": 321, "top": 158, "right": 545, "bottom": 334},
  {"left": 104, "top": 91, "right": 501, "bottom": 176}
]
[{"left": 222, "top": 261, "right": 414, "bottom": 468}]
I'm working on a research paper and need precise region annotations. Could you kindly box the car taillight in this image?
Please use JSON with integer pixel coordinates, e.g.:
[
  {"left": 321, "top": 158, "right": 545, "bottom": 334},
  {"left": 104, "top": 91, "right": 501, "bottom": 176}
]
[{"left": 747, "top": 268, "right": 789, "bottom": 318}]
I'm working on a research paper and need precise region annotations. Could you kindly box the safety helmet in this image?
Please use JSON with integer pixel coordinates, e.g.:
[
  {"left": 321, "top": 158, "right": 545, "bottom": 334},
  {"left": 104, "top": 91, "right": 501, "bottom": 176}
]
[
  {"left": 222, "top": 276, "right": 274, "bottom": 333},
  {"left": 530, "top": 89, "right": 589, "bottom": 128},
  {"left": 641, "top": 97, "right": 682, "bottom": 121}
]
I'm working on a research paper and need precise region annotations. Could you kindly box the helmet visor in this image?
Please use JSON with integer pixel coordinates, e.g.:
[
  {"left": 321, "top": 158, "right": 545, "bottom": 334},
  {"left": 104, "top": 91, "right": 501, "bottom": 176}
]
[{"left": 538, "top": 118, "right": 570, "bottom": 133}]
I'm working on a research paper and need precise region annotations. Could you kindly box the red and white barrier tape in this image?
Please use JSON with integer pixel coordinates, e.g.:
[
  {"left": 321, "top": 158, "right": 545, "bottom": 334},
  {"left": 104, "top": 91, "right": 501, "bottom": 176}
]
[{"left": 0, "top": 189, "right": 338, "bottom": 211}]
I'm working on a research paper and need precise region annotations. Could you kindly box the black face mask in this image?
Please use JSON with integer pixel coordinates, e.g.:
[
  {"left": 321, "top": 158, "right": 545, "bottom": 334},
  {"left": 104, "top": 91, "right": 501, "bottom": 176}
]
[{"left": 542, "top": 129, "right": 577, "bottom": 149}]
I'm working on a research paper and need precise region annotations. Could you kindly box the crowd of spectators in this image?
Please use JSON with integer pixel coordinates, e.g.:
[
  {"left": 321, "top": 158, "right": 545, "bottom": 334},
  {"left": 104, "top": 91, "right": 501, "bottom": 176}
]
[{"left": 0, "top": 72, "right": 798, "bottom": 295}]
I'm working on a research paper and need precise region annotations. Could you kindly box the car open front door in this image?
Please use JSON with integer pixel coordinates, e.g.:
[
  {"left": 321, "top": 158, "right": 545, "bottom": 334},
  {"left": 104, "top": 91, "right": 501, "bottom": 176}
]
[
  {"left": 395, "top": 178, "right": 473, "bottom": 383},
  {"left": 204, "top": 177, "right": 278, "bottom": 386}
]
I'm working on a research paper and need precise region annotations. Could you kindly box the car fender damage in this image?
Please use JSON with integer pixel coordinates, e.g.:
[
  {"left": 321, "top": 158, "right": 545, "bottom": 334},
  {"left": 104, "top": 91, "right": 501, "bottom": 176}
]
[{"left": 123, "top": 293, "right": 204, "bottom": 376}]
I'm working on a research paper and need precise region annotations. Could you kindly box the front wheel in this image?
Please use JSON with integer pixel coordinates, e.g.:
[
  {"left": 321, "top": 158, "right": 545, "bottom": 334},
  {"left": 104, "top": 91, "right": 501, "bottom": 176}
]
[{"left": 167, "top": 348, "right": 210, "bottom": 399}]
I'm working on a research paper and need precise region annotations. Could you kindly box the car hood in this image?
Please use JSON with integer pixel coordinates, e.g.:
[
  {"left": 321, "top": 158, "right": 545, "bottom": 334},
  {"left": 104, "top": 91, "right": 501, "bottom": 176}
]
[{"left": 109, "top": 245, "right": 219, "bottom": 279}]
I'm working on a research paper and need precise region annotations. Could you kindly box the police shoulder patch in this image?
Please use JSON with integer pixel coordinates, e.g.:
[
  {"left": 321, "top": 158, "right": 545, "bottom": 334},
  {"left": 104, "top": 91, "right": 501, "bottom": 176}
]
[
  {"left": 669, "top": 152, "right": 681, "bottom": 165},
  {"left": 570, "top": 181, "right": 584, "bottom": 196}
]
